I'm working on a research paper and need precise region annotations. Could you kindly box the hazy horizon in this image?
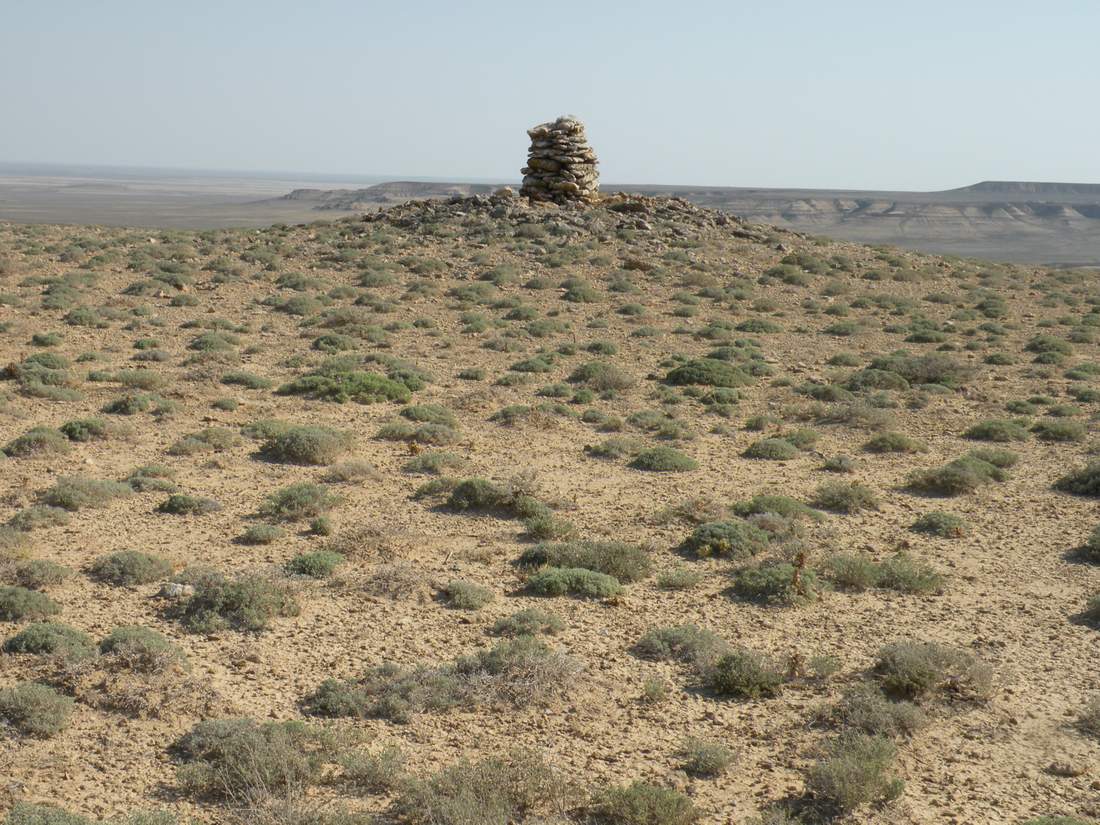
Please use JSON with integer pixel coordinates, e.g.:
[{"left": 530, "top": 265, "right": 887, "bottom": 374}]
[{"left": 4, "top": 1, "right": 1100, "bottom": 190}]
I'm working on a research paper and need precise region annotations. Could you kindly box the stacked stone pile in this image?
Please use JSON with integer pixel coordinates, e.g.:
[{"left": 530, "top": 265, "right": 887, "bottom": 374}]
[{"left": 520, "top": 116, "right": 599, "bottom": 203}]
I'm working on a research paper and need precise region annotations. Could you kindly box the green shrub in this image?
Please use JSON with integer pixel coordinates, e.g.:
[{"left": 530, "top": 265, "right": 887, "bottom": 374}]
[
  {"left": 259, "top": 483, "right": 340, "bottom": 521},
  {"left": 166, "top": 427, "right": 240, "bottom": 456},
  {"left": 175, "top": 717, "right": 333, "bottom": 800},
  {"left": 278, "top": 364, "right": 411, "bottom": 404},
  {"left": 588, "top": 782, "right": 696, "bottom": 825},
  {"left": 705, "top": 649, "right": 786, "bottom": 698},
  {"left": 0, "top": 682, "right": 74, "bottom": 737},
  {"left": 338, "top": 745, "right": 405, "bottom": 795},
  {"left": 444, "top": 478, "right": 545, "bottom": 519},
  {"left": 584, "top": 437, "right": 643, "bottom": 460},
  {"left": 823, "top": 685, "right": 928, "bottom": 739},
  {"left": 811, "top": 481, "right": 879, "bottom": 513},
  {"left": 679, "top": 737, "right": 734, "bottom": 778},
  {"left": 730, "top": 561, "right": 820, "bottom": 605},
  {"left": 634, "top": 625, "right": 728, "bottom": 665},
  {"left": 490, "top": 608, "right": 564, "bottom": 637},
  {"left": 874, "top": 640, "right": 992, "bottom": 701},
  {"left": 743, "top": 438, "right": 798, "bottom": 460},
  {"left": 58, "top": 418, "right": 114, "bottom": 442},
  {"left": 175, "top": 573, "right": 299, "bottom": 633},
  {"left": 629, "top": 447, "right": 698, "bottom": 472},
  {"left": 677, "top": 520, "right": 769, "bottom": 559},
  {"left": 1054, "top": 462, "right": 1100, "bottom": 496},
  {"left": 806, "top": 734, "right": 903, "bottom": 814},
  {"left": 260, "top": 425, "right": 354, "bottom": 465},
  {"left": 526, "top": 566, "right": 621, "bottom": 598},
  {"left": 285, "top": 551, "right": 344, "bottom": 578},
  {"left": 0, "top": 585, "right": 60, "bottom": 620},
  {"left": 8, "top": 559, "right": 71, "bottom": 590},
  {"left": 863, "top": 431, "right": 927, "bottom": 453},
  {"left": 125, "top": 464, "right": 178, "bottom": 493},
  {"left": 876, "top": 553, "right": 944, "bottom": 593},
  {"left": 238, "top": 524, "right": 285, "bottom": 545},
  {"left": 440, "top": 580, "right": 495, "bottom": 610},
  {"left": 911, "top": 511, "right": 968, "bottom": 537},
  {"left": 517, "top": 540, "right": 650, "bottom": 583},
  {"left": 964, "top": 419, "right": 1030, "bottom": 442},
  {"left": 908, "top": 453, "right": 1009, "bottom": 496},
  {"left": 1032, "top": 419, "right": 1086, "bottom": 442},
  {"left": 99, "top": 625, "right": 186, "bottom": 670},
  {"left": 41, "top": 477, "right": 132, "bottom": 511},
  {"left": 89, "top": 550, "right": 172, "bottom": 586},
  {"left": 664, "top": 358, "right": 753, "bottom": 388},
  {"left": 392, "top": 750, "right": 566, "bottom": 825},
  {"left": 3, "top": 622, "right": 94, "bottom": 658},
  {"left": 403, "top": 450, "right": 465, "bottom": 475},
  {"left": 157, "top": 494, "right": 221, "bottom": 515},
  {"left": 7, "top": 506, "right": 71, "bottom": 532},
  {"left": 221, "top": 370, "right": 274, "bottom": 390}
]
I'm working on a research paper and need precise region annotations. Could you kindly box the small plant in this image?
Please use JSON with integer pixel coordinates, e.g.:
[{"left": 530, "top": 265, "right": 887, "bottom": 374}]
[
  {"left": 629, "top": 446, "right": 698, "bottom": 472},
  {"left": 440, "top": 580, "right": 495, "bottom": 610},
  {"left": 527, "top": 566, "right": 622, "bottom": 598},
  {"left": 743, "top": 438, "right": 798, "bottom": 460},
  {"left": 8, "top": 559, "right": 71, "bottom": 590},
  {"left": 911, "top": 511, "right": 968, "bottom": 538},
  {"left": 517, "top": 540, "right": 651, "bottom": 583},
  {"left": 285, "top": 550, "right": 344, "bottom": 578},
  {"left": 874, "top": 640, "right": 992, "bottom": 701},
  {"left": 175, "top": 572, "right": 299, "bottom": 633},
  {"left": 588, "top": 781, "right": 697, "bottom": 825},
  {"left": 679, "top": 737, "right": 734, "bottom": 778},
  {"left": 1054, "top": 462, "right": 1100, "bottom": 496},
  {"left": 0, "top": 681, "right": 74, "bottom": 737},
  {"left": 3, "top": 622, "right": 94, "bottom": 658},
  {"left": 99, "top": 625, "right": 187, "bottom": 671},
  {"left": 0, "top": 585, "right": 60, "bottom": 621},
  {"left": 238, "top": 523, "right": 285, "bottom": 545},
  {"left": 41, "top": 477, "right": 133, "bottom": 511},
  {"left": 158, "top": 494, "right": 222, "bottom": 515},
  {"left": 3, "top": 427, "right": 72, "bottom": 458},
  {"left": 1032, "top": 419, "right": 1086, "bottom": 443},
  {"left": 259, "top": 483, "right": 341, "bottom": 521},
  {"left": 490, "top": 608, "right": 564, "bottom": 637},
  {"left": 635, "top": 625, "right": 729, "bottom": 665},
  {"left": 908, "top": 452, "right": 1012, "bottom": 496},
  {"left": 822, "top": 684, "right": 928, "bottom": 739},
  {"left": 174, "top": 717, "right": 334, "bottom": 800},
  {"left": 677, "top": 519, "right": 770, "bottom": 559},
  {"left": 730, "top": 561, "right": 821, "bottom": 605},
  {"left": 811, "top": 481, "right": 879, "bottom": 513},
  {"left": 964, "top": 419, "right": 1030, "bottom": 442},
  {"left": 260, "top": 425, "right": 354, "bottom": 465},
  {"left": 89, "top": 550, "right": 172, "bottom": 586},
  {"left": 704, "top": 649, "right": 787, "bottom": 699},
  {"left": 863, "top": 431, "right": 927, "bottom": 453},
  {"left": 656, "top": 566, "right": 704, "bottom": 590},
  {"left": 806, "top": 734, "right": 903, "bottom": 814}
]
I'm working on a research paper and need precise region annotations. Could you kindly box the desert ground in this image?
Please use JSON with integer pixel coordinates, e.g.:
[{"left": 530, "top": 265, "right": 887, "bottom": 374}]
[{"left": 1, "top": 191, "right": 1099, "bottom": 825}]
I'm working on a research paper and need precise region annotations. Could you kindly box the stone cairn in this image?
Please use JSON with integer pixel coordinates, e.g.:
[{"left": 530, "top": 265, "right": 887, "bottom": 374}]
[{"left": 520, "top": 116, "right": 599, "bottom": 203}]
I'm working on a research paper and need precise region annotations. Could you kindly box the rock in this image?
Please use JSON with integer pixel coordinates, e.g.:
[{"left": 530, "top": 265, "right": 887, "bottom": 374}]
[
  {"left": 520, "top": 115, "right": 599, "bottom": 204},
  {"left": 159, "top": 582, "right": 195, "bottom": 599}
]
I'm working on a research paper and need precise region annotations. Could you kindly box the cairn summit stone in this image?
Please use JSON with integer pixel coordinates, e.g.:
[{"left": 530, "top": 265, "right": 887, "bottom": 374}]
[{"left": 520, "top": 116, "right": 599, "bottom": 204}]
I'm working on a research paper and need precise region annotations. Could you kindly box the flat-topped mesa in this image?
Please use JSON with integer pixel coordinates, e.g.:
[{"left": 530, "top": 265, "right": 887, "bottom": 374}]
[{"left": 520, "top": 116, "right": 599, "bottom": 204}]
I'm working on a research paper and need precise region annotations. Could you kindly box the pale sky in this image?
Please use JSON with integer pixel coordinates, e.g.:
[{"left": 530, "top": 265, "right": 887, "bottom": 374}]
[{"left": 3, "top": 0, "right": 1099, "bottom": 190}]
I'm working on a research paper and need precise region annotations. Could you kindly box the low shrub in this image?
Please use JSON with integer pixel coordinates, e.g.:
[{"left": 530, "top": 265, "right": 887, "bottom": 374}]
[
  {"left": 1032, "top": 419, "right": 1086, "bottom": 443},
  {"left": 730, "top": 561, "right": 820, "bottom": 605},
  {"left": 811, "top": 481, "right": 879, "bottom": 513},
  {"left": 0, "top": 682, "right": 74, "bottom": 737},
  {"left": 3, "top": 622, "right": 94, "bottom": 658},
  {"left": 679, "top": 737, "right": 734, "bottom": 778},
  {"left": 629, "top": 447, "right": 698, "bottom": 472},
  {"left": 7, "top": 559, "right": 71, "bottom": 590},
  {"left": 157, "top": 494, "right": 221, "bottom": 515},
  {"left": 704, "top": 649, "right": 786, "bottom": 699},
  {"left": 285, "top": 551, "right": 344, "bottom": 578},
  {"left": 634, "top": 625, "right": 728, "bottom": 665},
  {"left": 964, "top": 419, "right": 1029, "bottom": 442},
  {"left": 259, "top": 483, "right": 341, "bottom": 521},
  {"left": 1054, "top": 462, "right": 1100, "bottom": 496},
  {"left": 41, "top": 477, "right": 132, "bottom": 511},
  {"left": 743, "top": 438, "right": 798, "bottom": 460},
  {"left": 822, "top": 684, "right": 928, "bottom": 739},
  {"left": 806, "top": 734, "right": 903, "bottom": 814},
  {"left": 490, "top": 608, "right": 564, "bottom": 637},
  {"left": 908, "top": 453, "right": 1010, "bottom": 496},
  {"left": 874, "top": 640, "right": 992, "bottom": 701},
  {"left": 0, "top": 585, "right": 60, "bottom": 620},
  {"left": 588, "top": 781, "right": 696, "bottom": 825},
  {"left": 259, "top": 425, "right": 354, "bottom": 465},
  {"left": 677, "top": 520, "right": 769, "bottom": 559},
  {"left": 3, "top": 427, "right": 71, "bottom": 458},
  {"left": 863, "top": 431, "right": 927, "bottom": 453},
  {"left": 440, "top": 580, "right": 495, "bottom": 610},
  {"left": 527, "top": 566, "right": 621, "bottom": 598},
  {"left": 174, "top": 572, "right": 299, "bottom": 633},
  {"left": 517, "top": 540, "right": 651, "bottom": 583},
  {"left": 89, "top": 550, "right": 172, "bottom": 586},
  {"left": 911, "top": 511, "right": 968, "bottom": 537},
  {"left": 238, "top": 524, "right": 285, "bottom": 545}
]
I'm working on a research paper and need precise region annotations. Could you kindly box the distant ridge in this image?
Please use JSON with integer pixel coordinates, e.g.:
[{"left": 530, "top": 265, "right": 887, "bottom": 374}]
[{"left": 948, "top": 180, "right": 1100, "bottom": 196}]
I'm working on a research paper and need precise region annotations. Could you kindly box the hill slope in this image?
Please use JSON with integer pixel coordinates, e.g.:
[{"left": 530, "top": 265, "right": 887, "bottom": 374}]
[{"left": 0, "top": 194, "right": 1098, "bottom": 824}]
